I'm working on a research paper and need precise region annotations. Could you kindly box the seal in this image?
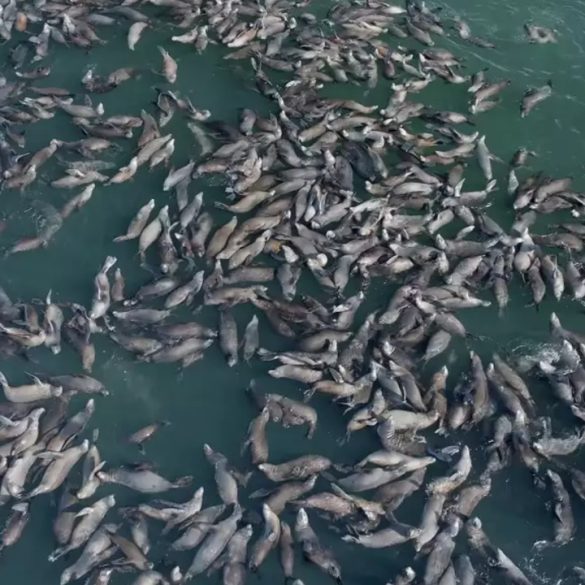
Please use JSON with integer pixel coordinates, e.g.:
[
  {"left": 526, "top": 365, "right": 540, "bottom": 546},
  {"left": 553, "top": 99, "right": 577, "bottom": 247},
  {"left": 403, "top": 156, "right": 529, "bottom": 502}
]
[
  {"left": 170, "top": 504, "right": 226, "bottom": 551},
  {"left": 96, "top": 467, "right": 191, "bottom": 494},
  {"left": 423, "top": 517, "right": 461, "bottom": 585},
  {"left": 219, "top": 309, "right": 239, "bottom": 367},
  {"left": 184, "top": 504, "right": 242, "bottom": 580},
  {"left": 107, "top": 156, "right": 138, "bottom": 184},
  {"left": 127, "top": 421, "right": 170, "bottom": 453},
  {"left": 0, "top": 503, "right": 30, "bottom": 552},
  {"left": 59, "top": 523, "right": 117, "bottom": 584},
  {"left": 28, "top": 440, "right": 90, "bottom": 498},
  {"left": 0, "top": 372, "right": 61, "bottom": 403},
  {"left": 521, "top": 81, "right": 552, "bottom": 117},
  {"left": 343, "top": 520, "right": 420, "bottom": 549},
  {"left": 223, "top": 524, "right": 253, "bottom": 585},
  {"left": 128, "top": 22, "right": 148, "bottom": 50},
  {"left": 48, "top": 495, "right": 116, "bottom": 561},
  {"left": 259, "top": 455, "right": 331, "bottom": 482},
  {"left": 90, "top": 256, "right": 117, "bottom": 321},
  {"left": 534, "top": 470, "right": 574, "bottom": 548},
  {"left": 279, "top": 521, "right": 295, "bottom": 579},
  {"left": 158, "top": 47, "right": 177, "bottom": 83},
  {"left": 426, "top": 446, "right": 471, "bottom": 496},
  {"left": 294, "top": 508, "right": 342, "bottom": 584},
  {"left": 242, "top": 407, "right": 270, "bottom": 465},
  {"left": 204, "top": 444, "right": 240, "bottom": 506},
  {"left": 248, "top": 503, "right": 281, "bottom": 571},
  {"left": 256, "top": 475, "right": 317, "bottom": 515}
]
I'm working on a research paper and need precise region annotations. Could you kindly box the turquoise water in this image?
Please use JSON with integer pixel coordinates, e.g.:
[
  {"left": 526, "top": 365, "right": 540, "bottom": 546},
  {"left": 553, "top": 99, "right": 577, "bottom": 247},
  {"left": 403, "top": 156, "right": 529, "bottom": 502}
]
[{"left": 0, "top": 1, "right": 583, "bottom": 584}]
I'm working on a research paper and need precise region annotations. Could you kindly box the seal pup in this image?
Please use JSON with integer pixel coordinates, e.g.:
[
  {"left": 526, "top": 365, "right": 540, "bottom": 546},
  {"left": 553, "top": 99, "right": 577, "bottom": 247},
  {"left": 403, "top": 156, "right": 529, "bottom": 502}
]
[{"left": 127, "top": 421, "right": 170, "bottom": 453}]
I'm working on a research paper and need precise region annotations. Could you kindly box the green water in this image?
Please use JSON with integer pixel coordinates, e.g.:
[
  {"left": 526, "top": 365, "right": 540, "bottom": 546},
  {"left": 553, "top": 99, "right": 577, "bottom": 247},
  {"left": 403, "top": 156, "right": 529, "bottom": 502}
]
[{"left": 0, "top": 1, "right": 583, "bottom": 584}]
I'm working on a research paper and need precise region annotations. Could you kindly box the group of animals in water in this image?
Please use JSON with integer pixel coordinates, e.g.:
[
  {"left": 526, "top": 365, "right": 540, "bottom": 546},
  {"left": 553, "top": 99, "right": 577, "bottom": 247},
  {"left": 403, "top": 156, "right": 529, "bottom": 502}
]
[{"left": 0, "top": 0, "right": 581, "bottom": 585}]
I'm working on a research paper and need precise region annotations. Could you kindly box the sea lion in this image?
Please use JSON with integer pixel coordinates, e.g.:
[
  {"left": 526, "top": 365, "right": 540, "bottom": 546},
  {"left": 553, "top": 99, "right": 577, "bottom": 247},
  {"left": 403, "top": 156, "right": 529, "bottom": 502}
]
[
  {"left": 170, "top": 505, "right": 226, "bottom": 551},
  {"left": 60, "top": 524, "right": 117, "bottom": 585},
  {"left": 279, "top": 521, "right": 295, "bottom": 579},
  {"left": 339, "top": 456, "right": 434, "bottom": 493},
  {"left": 48, "top": 495, "right": 116, "bottom": 561},
  {"left": 28, "top": 440, "right": 90, "bottom": 498},
  {"left": 56, "top": 99, "right": 104, "bottom": 118},
  {"left": 291, "top": 492, "right": 356, "bottom": 519},
  {"left": 242, "top": 315, "right": 259, "bottom": 362},
  {"left": 492, "top": 353, "right": 535, "bottom": 411},
  {"left": 219, "top": 309, "right": 239, "bottom": 367},
  {"left": 41, "top": 375, "right": 107, "bottom": 396},
  {"left": 89, "top": 256, "right": 117, "bottom": 321},
  {"left": 249, "top": 388, "right": 318, "bottom": 438},
  {"left": 136, "top": 135, "right": 172, "bottom": 167},
  {"left": 248, "top": 503, "right": 280, "bottom": 571},
  {"left": 184, "top": 505, "right": 242, "bottom": 579},
  {"left": 423, "top": 517, "right": 461, "bottom": 585},
  {"left": 164, "top": 272, "right": 204, "bottom": 309},
  {"left": 0, "top": 372, "right": 61, "bottom": 403},
  {"left": 128, "top": 22, "right": 148, "bottom": 50},
  {"left": 534, "top": 470, "right": 574, "bottom": 548},
  {"left": 112, "top": 330, "right": 160, "bottom": 357},
  {"left": 343, "top": 520, "right": 420, "bottom": 549},
  {"left": 373, "top": 468, "right": 427, "bottom": 513},
  {"left": 0, "top": 449, "right": 38, "bottom": 501},
  {"left": 521, "top": 81, "right": 552, "bottom": 117},
  {"left": 156, "top": 322, "right": 217, "bottom": 340},
  {"left": 259, "top": 455, "right": 332, "bottom": 482},
  {"left": 144, "top": 337, "right": 213, "bottom": 364},
  {"left": 294, "top": 509, "right": 342, "bottom": 584},
  {"left": 113, "top": 309, "right": 171, "bottom": 325},
  {"left": 179, "top": 192, "right": 203, "bottom": 229},
  {"left": 533, "top": 427, "right": 585, "bottom": 457},
  {"left": 414, "top": 493, "right": 447, "bottom": 551},
  {"left": 447, "top": 474, "right": 492, "bottom": 519},
  {"left": 223, "top": 524, "right": 253, "bottom": 585},
  {"left": 466, "top": 518, "right": 531, "bottom": 585},
  {"left": 426, "top": 446, "right": 472, "bottom": 495},
  {"left": 4, "top": 407, "right": 44, "bottom": 456},
  {"left": 0, "top": 503, "right": 30, "bottom": 552},
  {"left": 107, "top": 157, "right": 138, "bottom": 184},
  {"left": 171, "top": 505, "right": 226, "bottom": 550},
  {"left": 60, "top": 184, "right": 96, "bottom": 219},
  {"left": 204, "top": 444, "right": 240, "bottom": 506},
  {"left": 137, "top": 205, "right": 168, "bottom": 262},
  {"left": 524, "top": 24, "right": 557, "bottom": 44},
  {"left": 242, "top": 407, "right": 270, "bottom": 465},
  {"left": 388, "top": 567, "right": 416, "bottom": 585},
  {"left": 96, "top": 467, "right": 191, "bottom": 493},
  {"left": 77, "top": 445, "right": 104, "bottom": 500},
  {"left": 111, "top": 268, "right": 125, "bottom": 303},
  {"left": 255, "top": 475, "right": 317, "bottom": 515},
  {"left": 137, "top": 487, "right": 204, "bottom": 530},
  {"left": 127, "top": 421, "right": 170, "bottom": 453},
  {"left": 163, "top": 161, "right": 196, "bottom": 191}
]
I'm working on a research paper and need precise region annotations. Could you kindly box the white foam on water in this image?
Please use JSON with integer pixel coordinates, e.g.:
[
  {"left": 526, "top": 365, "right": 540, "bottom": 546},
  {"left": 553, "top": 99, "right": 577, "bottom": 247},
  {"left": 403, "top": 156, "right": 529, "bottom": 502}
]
[{"left": 511, "top": 342, "right": 561, "bottom": 373}]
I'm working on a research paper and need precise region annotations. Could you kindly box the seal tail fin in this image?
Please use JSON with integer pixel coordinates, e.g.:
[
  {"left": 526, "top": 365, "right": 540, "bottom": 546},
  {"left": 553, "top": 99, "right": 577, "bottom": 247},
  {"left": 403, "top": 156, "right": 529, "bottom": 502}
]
[{"left": 173, "top": 475, "right": 193, "bottom": 488}]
